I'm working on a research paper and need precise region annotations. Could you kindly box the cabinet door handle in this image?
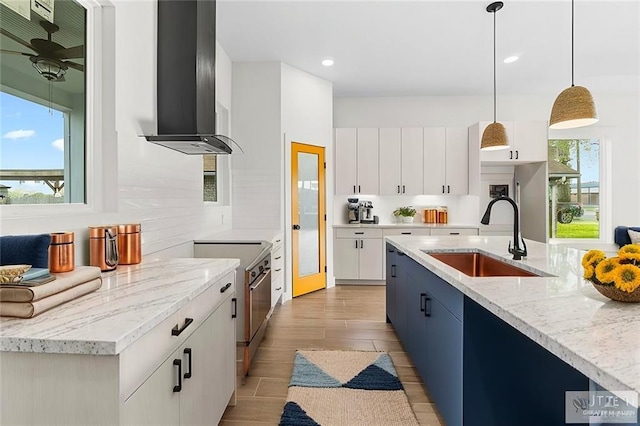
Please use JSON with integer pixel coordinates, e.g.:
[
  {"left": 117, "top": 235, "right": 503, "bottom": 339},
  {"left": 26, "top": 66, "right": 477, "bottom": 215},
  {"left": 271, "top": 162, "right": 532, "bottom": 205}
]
[
  {"left": 232, "top": 298, "right": 237, "bottom": 319},
  {"left": 442, "top": 185, "right": 445, "bottom": 193},
  {"left": 183, "top": 348, "right": 192, "bottom": 379},
  {"left": 397, "top": 185, "right": 400, "bottom": 194},
  {"left": 398, "top": 251, "right": 406, "bottom": 256},
  {"left": 220, "top": 282, "right": 232, "bottom": 293},
  {"left": 358, "top": 185, "right": 361, "bottom": 193},
  {"left": 509, "top": 150, "right": 513, "bottom": 160},
  {"left": 420, "top": 293, "right": 427, "bottom": 312},
  {"left": 172, "top": 318, "right": 193, "bottom": 336},
  {"left": 402, "top": 185, "right": 406, "bottom": 193},
  {"left": 424, "top": 297, "right": 432, "bottom": 317},
  {"left": 447, "top": 185, "right": 450, "bottom": 193},
  {"left": 391, "top": 265, "right": 396, "bottom": 278},
  {"left": 173, "top": 359, "right": 182, "bottom": 392},
  {"left": 275, "top": 287, "right": 282, "bottom": 291},
  {"left": 360, "top": 240, "right": 363, "bottom": 249},
  {"left": 401, "top": 232, "right": 412, "bottom": 235},
  {"left": 353, "top": 185, "right": 356, "bottom": 193},
  {"left": 355, "top": 240, "right": 359, "bottom": 249},
  {"left": 515, "top": 150, "right": 519, "bottom": 160}
]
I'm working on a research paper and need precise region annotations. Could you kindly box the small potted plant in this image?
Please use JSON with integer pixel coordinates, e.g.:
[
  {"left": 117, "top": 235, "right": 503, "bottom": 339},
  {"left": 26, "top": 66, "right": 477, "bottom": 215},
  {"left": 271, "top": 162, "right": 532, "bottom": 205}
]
[{"left": 393, "top": 206, "right": 417, "bottom": 223}]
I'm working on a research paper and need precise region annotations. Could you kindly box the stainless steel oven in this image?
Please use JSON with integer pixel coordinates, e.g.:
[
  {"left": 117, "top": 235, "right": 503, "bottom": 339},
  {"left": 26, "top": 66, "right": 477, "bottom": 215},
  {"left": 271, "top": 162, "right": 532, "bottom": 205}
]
[{"left": 244, "top": 247, "right": 271, "bottom": 374}]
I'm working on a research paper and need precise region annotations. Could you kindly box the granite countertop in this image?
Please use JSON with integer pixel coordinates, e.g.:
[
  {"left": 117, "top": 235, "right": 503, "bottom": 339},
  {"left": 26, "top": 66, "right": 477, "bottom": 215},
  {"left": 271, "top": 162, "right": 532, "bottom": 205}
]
[
  {"left": 334, "top": 223, "right": 480, "bottom": 229},
  {"left": 0, "top": 258, "right": 240, "bottom": 355},
  {"left": 195, "top": 228, "right": 283, "bottom": 244},
  {"left": 385, "top": 235, "right": 640, "bottom": 395}
]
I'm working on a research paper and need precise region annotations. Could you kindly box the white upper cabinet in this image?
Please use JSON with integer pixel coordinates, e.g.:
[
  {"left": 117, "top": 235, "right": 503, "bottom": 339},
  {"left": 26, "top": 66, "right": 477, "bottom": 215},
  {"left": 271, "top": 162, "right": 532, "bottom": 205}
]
[
  {"left": 477, "top": 121, "right": 548, "bottom": 163},
  {"left": 401, "top": 128, "right": 424, "bottom": 195},
  {"left": 334, "top": 128, "right": 379, "bottom": 195},
  {"left": 379, "top": 128, "right": 423, "bottom": 195},
  {"left": 423, "top": 127, "right": 468, "bottom": 195}
]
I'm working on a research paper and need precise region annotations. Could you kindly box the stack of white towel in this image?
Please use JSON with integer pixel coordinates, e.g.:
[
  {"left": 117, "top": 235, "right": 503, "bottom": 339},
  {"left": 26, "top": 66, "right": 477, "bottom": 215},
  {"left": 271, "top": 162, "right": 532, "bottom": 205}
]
[{"left": 0, "top": 266, "right": 102, "bottom": 318}]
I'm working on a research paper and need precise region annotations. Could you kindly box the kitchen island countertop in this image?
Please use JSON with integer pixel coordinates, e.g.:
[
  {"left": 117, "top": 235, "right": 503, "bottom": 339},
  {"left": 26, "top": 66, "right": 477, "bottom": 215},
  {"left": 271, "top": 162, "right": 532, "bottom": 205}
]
[
  {"left": 386, "top": 235, "right": 640, "bottom": 395},
  {"left": 0, "top": 258, "right": 239, "bottom": 355}
]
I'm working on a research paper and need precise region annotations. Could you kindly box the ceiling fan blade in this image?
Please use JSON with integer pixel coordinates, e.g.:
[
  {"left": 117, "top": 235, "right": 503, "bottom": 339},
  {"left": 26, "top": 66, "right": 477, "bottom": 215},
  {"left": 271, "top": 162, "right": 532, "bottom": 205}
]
[
  {"left": 54, "top": 45, "right": 84, "bottom": 59},
  {"left": 65, "top": 61, "right": 84, "bottom": 72},
  {"left": 0, "top": 28, "right": 36, "bottom": 52},
  {"left": 0, "top": 49, "right": 30, "bottom": 56}
]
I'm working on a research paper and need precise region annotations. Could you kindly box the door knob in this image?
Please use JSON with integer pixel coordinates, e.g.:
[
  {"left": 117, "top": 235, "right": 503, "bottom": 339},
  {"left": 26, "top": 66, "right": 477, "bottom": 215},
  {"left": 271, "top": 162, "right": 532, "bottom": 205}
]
[{"left": 292, "top": 224, "right": 301, "bottom": 230}]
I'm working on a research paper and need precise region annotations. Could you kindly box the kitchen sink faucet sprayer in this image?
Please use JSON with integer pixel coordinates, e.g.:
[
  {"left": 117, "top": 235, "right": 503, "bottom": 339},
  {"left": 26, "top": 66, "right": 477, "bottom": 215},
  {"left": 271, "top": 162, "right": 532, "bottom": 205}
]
[{"left": 480, "top": 195, "right": 527, "bottom": 260}]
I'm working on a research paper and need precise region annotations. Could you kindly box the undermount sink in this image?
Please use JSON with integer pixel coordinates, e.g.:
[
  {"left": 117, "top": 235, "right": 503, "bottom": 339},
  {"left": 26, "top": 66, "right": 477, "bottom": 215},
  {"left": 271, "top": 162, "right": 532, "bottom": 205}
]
[{"left": 427, "top": 252, "right": 542, "bottom": 277}]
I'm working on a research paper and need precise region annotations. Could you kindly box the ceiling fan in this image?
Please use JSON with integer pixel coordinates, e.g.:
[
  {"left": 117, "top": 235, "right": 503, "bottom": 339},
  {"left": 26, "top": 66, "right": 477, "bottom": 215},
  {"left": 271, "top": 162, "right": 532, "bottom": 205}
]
[{"left": 0, "top": 20, "right": 84, "bottom": 82}]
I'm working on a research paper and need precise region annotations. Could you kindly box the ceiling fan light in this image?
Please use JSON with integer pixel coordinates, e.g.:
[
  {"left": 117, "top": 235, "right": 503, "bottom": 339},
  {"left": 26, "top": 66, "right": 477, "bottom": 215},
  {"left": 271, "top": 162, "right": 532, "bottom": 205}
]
[
  {"left": 481, "top": 122, "right": 510, "bottom": 150},
  {"left": 549, "top": 85, "right": 598, "bottom": 129},
  {"left": 31, "top": 57, "right": 67, "bottom": 81}
]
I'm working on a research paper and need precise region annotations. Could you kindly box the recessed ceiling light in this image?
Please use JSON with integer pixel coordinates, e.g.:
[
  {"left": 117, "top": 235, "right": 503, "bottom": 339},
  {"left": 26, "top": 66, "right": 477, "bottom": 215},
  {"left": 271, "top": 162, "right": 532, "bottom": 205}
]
[
  {"left": 321, "top": 57, "right": 334, "bottom": 67},
  {"left": 503, "top": 56, "right": 519, "bottom": 64}
]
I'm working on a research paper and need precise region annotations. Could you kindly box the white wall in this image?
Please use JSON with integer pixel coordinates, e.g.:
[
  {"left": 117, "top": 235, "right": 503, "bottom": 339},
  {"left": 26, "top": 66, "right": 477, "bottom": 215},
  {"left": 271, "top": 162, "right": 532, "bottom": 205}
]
[
  {"left": 1, "top": 1, "right": 233, "bottom": 263},
  {"left": 281, "top": 63, "right": 334, "bottom": 297},
  {"left": 334, "top": 94, "right": 640, "bottom": 231}
]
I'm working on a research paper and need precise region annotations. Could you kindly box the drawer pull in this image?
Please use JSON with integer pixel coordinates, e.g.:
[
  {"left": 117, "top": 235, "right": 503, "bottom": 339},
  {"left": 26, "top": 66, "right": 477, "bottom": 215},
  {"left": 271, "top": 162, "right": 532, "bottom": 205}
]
[
  {"left": 220, "top": 282, "right": 232, "bottom": 293},
  {"left": 172, "top": 318, "right": 194, "bottom": 336},
  {"left": 183, "top": 348, "right": 192, "bottom": 379},
  {"left": 450, "top": 232, "right": 460, "bottom": 235},
  {"left": 401, "top": 232, "right": 412, "bottom": 235},
  {"left": 354, "top": 232, "right": 364, "bottom": 235},
  {"left": 232, "top": 298, "right": 237, "bottom": 319},
  {"left": 275, "top": 256, "right": 282, "bottom": 260},
  {"left": 275, "top": 268, "right": 282, "bottom": 272},
  {"left": 173, "top": 359, "right": 182, "bottom": 392},
  {"left": 275, "top": 287, "right": 282, "bottom": 291}
]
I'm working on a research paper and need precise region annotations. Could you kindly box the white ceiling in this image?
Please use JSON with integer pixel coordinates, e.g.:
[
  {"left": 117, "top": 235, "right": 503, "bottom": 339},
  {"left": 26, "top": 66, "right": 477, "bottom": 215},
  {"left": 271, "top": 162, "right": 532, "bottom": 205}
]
[{"left": 217, "top": 0, "right": 640, "bottom": 97}]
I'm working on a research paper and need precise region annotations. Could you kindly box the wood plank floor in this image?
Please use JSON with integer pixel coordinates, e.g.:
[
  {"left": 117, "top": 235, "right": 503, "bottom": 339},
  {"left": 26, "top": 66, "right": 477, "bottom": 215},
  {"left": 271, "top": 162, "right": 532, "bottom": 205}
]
[{"left": 221, "top": 285, "right": 445, "bottom": 425}]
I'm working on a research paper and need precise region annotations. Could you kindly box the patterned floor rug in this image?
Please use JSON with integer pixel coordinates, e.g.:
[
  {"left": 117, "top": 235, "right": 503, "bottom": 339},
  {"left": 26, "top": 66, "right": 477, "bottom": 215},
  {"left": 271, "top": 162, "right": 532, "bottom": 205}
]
[{"left": 279, "top": 350, "right": 419, "bottom": 426}]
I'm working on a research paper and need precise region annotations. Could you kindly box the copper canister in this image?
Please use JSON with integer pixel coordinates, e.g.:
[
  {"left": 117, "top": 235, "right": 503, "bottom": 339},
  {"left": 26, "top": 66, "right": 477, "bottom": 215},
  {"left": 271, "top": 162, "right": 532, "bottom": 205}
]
[
  {"left": 117, "top": 224, "right": 141, "bottom": 265},
  {"left": 89, "top": 226, "right": 119, "bottom": 271},
  {"left": 437, "top": 207, "right": 448, "bottom": 224},
  {"left": 49, "top": 232, "right": 75, "bottom": 273},
  {"left": 425, "top": 208, "right": 437, "bottom": 224}
]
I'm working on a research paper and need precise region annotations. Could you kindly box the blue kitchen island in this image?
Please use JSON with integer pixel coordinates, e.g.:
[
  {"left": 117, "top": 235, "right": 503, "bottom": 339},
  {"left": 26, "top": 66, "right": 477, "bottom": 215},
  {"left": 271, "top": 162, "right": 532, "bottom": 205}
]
[{"left": 385, "top": 235, "right": 640, "bottom": 426}]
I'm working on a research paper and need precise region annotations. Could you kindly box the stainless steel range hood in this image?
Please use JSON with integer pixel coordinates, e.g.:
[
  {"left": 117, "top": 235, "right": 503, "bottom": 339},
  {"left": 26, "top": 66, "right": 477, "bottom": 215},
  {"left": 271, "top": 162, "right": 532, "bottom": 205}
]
[{"left": 144, "top": 0, "right": 233, "bottom": 155}]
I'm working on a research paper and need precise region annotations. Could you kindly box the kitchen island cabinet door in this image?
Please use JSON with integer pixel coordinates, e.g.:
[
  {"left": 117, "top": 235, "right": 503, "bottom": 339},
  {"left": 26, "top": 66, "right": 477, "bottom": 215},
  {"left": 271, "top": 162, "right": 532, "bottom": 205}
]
[{"left": 403, "top": 264, "right": 428, "bottom": 381}]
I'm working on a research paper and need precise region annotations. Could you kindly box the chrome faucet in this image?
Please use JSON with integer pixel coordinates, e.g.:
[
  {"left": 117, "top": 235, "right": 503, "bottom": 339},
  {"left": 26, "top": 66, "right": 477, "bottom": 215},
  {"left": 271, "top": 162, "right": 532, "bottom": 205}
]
[{"left": 480, "top": 195, "right": 528, "bottom": 260}]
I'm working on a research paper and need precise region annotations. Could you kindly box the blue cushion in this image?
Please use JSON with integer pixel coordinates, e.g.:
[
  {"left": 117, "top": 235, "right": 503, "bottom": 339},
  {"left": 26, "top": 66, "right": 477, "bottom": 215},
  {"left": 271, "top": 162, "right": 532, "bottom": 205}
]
[
  {"left": 0, "top": 234, "right": 51, "bottom": 268},
  {"left": 614, "top": 226, "right": 640, "bottom": 248}
]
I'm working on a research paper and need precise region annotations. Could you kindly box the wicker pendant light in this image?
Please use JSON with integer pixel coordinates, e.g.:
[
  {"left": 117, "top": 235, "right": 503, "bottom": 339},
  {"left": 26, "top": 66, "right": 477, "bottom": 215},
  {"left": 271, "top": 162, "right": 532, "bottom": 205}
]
[
  {"left": 549, "top": 0, "right": 598, "bottom": 129},
  {"left": 481, "top": 2, "right": 510, "bottom": 151}
]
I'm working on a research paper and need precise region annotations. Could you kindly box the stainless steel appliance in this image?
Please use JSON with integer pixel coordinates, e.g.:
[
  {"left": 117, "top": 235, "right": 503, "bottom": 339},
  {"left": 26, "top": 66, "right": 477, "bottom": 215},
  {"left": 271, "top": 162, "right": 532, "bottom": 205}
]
[
  {"left": 347, "top": 198, "right": 360, "bottom": 223},
  {"left": 359, "top": 200, "right": 378, "bottom": 224},
  {"left": 194, "top": 241, "right": 272, "bottom": 376}
]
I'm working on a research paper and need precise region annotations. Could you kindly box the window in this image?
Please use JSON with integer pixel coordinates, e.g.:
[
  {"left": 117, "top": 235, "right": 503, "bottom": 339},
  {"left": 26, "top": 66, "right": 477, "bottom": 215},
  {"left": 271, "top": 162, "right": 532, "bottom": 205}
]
[
  {"left": 0, "top": 1, "right": 87, "bottom": 205},
  {"left": 548, "top": 139, "right": 601, "bottom": 239},
  {"left": 203, "top": 154, "right": 217, "bottom": 202}
]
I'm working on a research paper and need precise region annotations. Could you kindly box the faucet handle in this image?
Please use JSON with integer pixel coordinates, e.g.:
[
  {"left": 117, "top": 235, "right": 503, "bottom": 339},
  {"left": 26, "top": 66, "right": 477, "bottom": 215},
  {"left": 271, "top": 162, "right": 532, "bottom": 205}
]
[{"left": 520, "top": 239, "right": 528, "bottom": 257}]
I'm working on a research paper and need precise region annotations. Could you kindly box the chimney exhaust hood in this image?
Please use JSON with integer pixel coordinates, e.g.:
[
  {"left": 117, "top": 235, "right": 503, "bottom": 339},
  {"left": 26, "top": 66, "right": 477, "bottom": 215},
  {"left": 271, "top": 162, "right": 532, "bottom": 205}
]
[{"left": 145, "top": 0, "right": 233, "bottom": 155}]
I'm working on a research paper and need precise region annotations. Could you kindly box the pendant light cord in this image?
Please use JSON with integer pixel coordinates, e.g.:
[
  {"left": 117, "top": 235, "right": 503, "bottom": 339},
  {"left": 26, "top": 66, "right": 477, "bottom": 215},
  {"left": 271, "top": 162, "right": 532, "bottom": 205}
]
[
  {"left": 571, "top": 0, "right": 575, "bottom": 87},
  {"left": 493, "top": 8, "right": 497, "bottom": 123}
]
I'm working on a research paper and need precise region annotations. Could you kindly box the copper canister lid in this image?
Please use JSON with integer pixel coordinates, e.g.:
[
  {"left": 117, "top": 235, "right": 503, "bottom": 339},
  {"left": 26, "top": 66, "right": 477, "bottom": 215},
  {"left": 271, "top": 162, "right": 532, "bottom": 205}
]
[
  {"left": 50, "top": 231, "right": 74, "bottom": 244},
  {"left": 89, "top": 226, "right": 118, "bottom": 238},
  {"left": 118, "top": 223, "right": 141, "bottom": 234}
]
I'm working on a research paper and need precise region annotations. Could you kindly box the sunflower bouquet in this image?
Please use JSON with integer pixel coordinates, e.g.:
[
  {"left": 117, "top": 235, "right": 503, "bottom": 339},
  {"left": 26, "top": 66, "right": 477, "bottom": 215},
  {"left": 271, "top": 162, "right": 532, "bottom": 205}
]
[{"left": 582, "top": 244, "right": 640, "bottom": 302}]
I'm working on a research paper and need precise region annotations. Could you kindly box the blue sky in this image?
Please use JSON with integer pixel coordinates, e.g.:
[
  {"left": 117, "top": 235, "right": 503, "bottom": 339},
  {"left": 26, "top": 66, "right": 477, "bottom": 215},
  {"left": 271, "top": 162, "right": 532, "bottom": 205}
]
[{"left": 1, "top": 91, "right": 64, "bottom": 192}]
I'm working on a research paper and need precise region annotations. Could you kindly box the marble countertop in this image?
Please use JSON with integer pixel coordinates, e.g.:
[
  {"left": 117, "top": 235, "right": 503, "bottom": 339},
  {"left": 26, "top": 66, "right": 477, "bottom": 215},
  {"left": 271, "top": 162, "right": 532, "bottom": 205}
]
[
  {"left": 334, "top": 223, "right": 480, "bottom": 229},
  {"left": 0, "top": 258, "right": 240, "bottom": 355},
  {"left": 195, "top": 228, "right": 283, "bottom": 244},
  {"left": 385, "top": 235, "right": 640, "bottom": 395}
]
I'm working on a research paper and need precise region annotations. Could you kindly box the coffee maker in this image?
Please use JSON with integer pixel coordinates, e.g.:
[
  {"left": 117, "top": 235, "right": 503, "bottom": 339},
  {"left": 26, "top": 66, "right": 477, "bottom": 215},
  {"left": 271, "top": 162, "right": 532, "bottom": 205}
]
[
  {"left": 359, "top": 200, "right": 378, "bottom": 224},
  {"left": 347, "top": 198, "right": 360, "bottom": 223}
]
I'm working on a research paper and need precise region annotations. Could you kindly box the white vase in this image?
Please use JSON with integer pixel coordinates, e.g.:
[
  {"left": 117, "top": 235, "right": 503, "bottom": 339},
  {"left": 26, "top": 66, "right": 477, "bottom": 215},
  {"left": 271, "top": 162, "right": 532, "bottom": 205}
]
[{"left": 401, "top": 216, "right": 414, "bottom": 223}]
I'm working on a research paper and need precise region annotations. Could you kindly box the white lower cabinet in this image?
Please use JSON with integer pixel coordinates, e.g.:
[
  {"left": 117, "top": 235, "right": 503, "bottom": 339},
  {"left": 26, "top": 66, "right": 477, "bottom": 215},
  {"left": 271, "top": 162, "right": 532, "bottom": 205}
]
[
  {"left": 271, "top": 238, "right": 284, "bottom": 308},
  {"left": 124, "top": 289, "right": 235, "bottom": 426},
  {"left": 334, "top": 229, "right": 383, "bottom": 280},
  {"left": 430, "top": 228, "right": 479, "bottom": 236}
]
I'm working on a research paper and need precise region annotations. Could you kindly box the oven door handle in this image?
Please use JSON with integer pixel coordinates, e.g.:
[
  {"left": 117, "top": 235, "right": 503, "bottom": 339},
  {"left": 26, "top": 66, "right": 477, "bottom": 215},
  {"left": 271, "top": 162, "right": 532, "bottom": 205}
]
[{"left": 249, "top": 270, "right": 271, "bottom": 292}]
